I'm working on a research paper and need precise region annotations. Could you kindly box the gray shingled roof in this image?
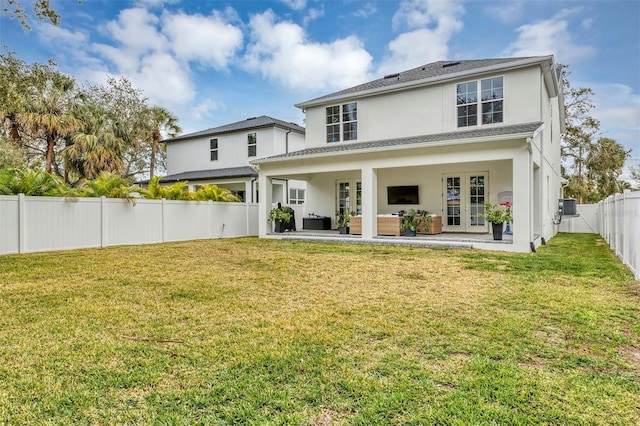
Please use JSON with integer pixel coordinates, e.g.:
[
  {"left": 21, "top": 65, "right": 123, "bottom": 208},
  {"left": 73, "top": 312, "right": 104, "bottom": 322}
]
[
  {"left": 296, "top": 56, "right": 551, "bottom": 108},
  {"left": 164, "top": 115, "right": 305, "bottom": 143},
  {"left": 157, "top": 166, "right": 257, "bottom": 182},
  {"left": 253, "top": 122, "right": 543, "bottom": 164}
]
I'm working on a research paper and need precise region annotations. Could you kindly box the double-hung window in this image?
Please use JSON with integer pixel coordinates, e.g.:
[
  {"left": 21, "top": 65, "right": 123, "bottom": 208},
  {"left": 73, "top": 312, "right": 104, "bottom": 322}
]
[
  {"left": 457, "top": 76, "right": 503, "bottom": 127},
  {"left": 326, "top": 102, "right": 357, "bottom": 142},
  {"left": 247, "top": 133, "right": 257, "bottom": 157},
  {"left": 210, "top": 138, "right": 218, "bottom": 161}
]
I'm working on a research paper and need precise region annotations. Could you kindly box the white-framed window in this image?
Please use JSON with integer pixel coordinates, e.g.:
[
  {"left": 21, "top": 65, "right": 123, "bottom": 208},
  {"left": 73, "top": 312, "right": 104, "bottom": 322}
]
[
  {"left": 210, "top": 138, "right": 218, "bottom": 161},
  {"left": 289, "top": 188, "right": 305, "bottom": 204},
  {"left": 326, "top": 102, "right": 357, "bottom": 142},
  {"left": 248, "top": 133, "right": 257, "bottom": 157},
  {"left": 457, "top": 76, "right": 503, "bottom": 127}
]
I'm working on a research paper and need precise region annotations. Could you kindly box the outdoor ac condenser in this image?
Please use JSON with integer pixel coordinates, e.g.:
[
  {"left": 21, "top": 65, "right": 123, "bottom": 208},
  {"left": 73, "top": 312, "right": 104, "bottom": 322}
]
[{"left": 558, "top": 198, "right": 577, "bottom": 216}]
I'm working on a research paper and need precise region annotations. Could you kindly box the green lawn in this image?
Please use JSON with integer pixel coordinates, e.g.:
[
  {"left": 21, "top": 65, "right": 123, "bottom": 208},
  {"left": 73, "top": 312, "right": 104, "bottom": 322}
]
[{"left": 0, "top": 233, "right": 638, "bottom": 424}]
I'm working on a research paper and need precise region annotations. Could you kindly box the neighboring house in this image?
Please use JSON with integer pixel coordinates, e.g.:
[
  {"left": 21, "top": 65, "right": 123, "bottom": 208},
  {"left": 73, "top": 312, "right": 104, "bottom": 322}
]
[
  {"left": 252, "top": 56, "right": 565, "bottom": 252},
  {"left": 161, "top": 115, "right": 306, "bottom": 203}
]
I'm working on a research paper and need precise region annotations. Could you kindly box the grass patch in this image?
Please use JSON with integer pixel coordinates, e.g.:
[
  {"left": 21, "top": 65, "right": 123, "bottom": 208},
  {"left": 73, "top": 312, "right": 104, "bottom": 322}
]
[{"left": 0, "top": 233, "right": 638, "bottom": 424}]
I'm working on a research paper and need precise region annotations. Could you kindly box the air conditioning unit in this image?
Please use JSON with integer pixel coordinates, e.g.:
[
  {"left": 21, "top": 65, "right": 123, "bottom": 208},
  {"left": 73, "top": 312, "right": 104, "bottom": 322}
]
[{"left": 558, "top": 198, "right": 577, "bottom": 216}]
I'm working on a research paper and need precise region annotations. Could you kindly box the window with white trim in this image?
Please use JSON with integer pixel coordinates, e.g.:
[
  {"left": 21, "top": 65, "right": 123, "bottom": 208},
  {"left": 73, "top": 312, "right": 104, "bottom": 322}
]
[
  {"left": 457, "top": 76, "right": 503, "bottom": 127},
  {"left": 210, "top": 138, "right": 218, "bottom": 161},
  {"left": 289, "top": 188, "right": 305, "bottom": 204},
  {"left": 247, "top": 133, "right": 257, "bottom": 157},
  {"left": 326, "top": 102, "right": 357, "bottom": 142}
]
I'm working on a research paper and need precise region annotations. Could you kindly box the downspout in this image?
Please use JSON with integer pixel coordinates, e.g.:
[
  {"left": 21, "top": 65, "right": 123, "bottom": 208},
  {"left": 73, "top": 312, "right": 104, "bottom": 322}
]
[
  {"left": 527, "top": 137, "right": 535, "bottom": 252},
  {"left": 285, "top": 129, "right": 291, "bottom": 154},
  {"left": 251, "top": 177, "right": 257, "bottom": 203}
]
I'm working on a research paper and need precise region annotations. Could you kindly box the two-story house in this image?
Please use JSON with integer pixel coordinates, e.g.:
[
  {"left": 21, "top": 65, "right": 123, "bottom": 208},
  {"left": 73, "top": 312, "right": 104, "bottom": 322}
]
[
  {"left": 252, "top": 56, "right": 565, "bottom": 252},
  {"left": 162, "top": 115, "right": 305, "bottom": 203}
]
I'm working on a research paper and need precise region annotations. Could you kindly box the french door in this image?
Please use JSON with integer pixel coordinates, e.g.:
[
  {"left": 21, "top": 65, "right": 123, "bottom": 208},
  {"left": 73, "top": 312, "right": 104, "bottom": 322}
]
[
  {"left": 442, "top": 173, "right": 488, "bottom": 232},
  {"left": 337, "top": 181, "right": 362, "bottom": 216}
]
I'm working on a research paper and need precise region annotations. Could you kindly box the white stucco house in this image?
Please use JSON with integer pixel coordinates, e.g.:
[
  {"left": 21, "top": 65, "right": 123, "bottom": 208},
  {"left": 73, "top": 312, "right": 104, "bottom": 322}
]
[
  {"left": 162, "top": 115, "right": 306, "bottom": 203},
  {"left": 252, "top": 56, "right": 565, "bottom": 252}
]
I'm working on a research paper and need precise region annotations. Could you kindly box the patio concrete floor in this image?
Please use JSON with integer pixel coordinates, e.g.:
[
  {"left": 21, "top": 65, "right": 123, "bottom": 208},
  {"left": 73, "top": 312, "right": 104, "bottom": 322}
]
[{"left": 270, "top": 229, "right": 513, "bottom": 250}]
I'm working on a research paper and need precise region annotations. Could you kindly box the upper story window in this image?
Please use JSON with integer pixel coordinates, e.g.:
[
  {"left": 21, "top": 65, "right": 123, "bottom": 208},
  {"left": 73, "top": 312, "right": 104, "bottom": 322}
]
[
  {"left": 210, "top": 138, "right": 218, "bottom": 161},
  {"left": 247, "top": 133, "right": 257, "bottom": 157},
  {"left": 457, "top": 76, "right": 503, "bottom": 127},
  {"left": 326, "top": 102, "right": 357, "bottom": 142}
]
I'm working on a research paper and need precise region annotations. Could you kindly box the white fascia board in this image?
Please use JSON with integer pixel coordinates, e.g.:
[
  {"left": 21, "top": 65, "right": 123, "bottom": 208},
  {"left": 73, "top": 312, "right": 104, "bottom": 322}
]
[
  {"left": 295, "top": 56, "right": 554, "bottom": 109},
  {"left": 253, "top": 129, "right": 540, "bottom": 166}
]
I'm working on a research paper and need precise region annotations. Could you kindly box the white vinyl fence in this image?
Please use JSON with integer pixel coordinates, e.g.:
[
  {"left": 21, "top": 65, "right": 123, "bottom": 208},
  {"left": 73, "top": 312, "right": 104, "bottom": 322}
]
[
  {"left": 598, "top": 191, "right": 640, "bottom": 280},
  {"left": 562, "top": 191, "right": 640, "bottom": 280},
  {"left": 0, "top": 194, "right": 259, "bottom": 255}
]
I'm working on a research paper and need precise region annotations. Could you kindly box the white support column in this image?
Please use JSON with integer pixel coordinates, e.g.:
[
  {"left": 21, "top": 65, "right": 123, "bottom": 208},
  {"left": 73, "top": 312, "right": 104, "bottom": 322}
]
[
  {"left": 245, "top": 180, "right": 253, "bottom": 203},
  {"left": 258, "top": 173, "right": 273, "bottom": 237},
  {"left": 512, "top": 150, "right": 531, "bottom": 251},
  {"left": 361, "top": 166, "right": 378, "bottom": 240}
]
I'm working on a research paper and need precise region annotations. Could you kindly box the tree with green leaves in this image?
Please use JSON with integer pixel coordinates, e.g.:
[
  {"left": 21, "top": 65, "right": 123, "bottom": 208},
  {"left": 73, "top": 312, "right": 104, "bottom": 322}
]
[
  {"left": 560, "top": 65, "right": 601, "bottom": 203},
  {"left": 585, "top": 137, "right": 631, "bottom": 201}
]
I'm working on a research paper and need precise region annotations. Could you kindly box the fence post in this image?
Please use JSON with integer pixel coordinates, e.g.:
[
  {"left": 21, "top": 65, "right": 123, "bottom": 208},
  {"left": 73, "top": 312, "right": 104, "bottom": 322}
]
[
  {"left": 622, "top": 190, "right": 630, "bottom": 271},
  {"left": 18, "top": 193, "right": 26, "bottom": 253},
  {"left": 100, "top": 196, "right": 107, "bottom": 248},
  {"left": 161, "top": 198, "right": 166, "bottom": 242},
  {"left": 209, "top": 200, "right": 214, "bottom": 239}
]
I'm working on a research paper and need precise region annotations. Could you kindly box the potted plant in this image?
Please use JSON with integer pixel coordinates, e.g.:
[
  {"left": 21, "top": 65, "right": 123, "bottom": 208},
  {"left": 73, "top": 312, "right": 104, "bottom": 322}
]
[
  {"left": 481, "top": 202, "right": 513, "bottom": 240},
  {"left": 335, "top": 211, "right": 351, "bottom": 234},
  {"left": 400, "top": 208, "right": 422, "bottom": 237},
  {"left": 269, "top": 206, "right": 292, "bottom": 233}
]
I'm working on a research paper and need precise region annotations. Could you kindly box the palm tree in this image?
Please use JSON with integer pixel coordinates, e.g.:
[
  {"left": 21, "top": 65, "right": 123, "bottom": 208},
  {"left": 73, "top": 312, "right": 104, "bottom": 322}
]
[
  {"left": 140, "top": 176, "right": 191, "bottom": 200},
  {"left": 19, "top": 76, "right": 83, "bottom": 174},
  {"left": 0, "top": 167, "right": 75, "bottom": 196},
  {"left": 143, "top": 106, "right": 181, "bottom": 179},
  {"left": 192, "top": 184, "right": 241, "bottom": 202},
  {"left": 78, "top": 172, "right": 136, "bottom": 199},
  {"left": 62, "top": 102, "right": 126, "bottom": 182}
]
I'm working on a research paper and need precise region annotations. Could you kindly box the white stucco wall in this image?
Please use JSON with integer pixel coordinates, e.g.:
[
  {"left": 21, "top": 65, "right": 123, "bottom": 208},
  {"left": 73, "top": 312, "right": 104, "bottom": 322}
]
[
  {"left": 166, "top": 127, "right": 305, "bottom": 175},
  {"left": 303, "top": 65, "right": 544, "bottom": 148}
]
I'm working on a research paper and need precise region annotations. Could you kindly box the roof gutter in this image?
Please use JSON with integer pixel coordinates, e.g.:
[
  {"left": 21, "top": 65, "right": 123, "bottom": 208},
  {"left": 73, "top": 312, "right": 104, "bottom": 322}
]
[{"left": 295, "top": 56, "right": 555, "bottom": 109}]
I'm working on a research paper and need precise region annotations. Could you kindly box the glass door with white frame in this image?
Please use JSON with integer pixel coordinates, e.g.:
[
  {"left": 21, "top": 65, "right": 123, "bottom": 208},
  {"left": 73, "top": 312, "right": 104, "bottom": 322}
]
[{"left": 443, "top": 173, "right": 488, "bottom": 232}]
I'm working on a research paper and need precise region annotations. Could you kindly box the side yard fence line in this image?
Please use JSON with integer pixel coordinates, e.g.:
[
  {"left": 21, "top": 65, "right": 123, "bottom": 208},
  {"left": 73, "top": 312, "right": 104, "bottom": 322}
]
[
  {"left": 0, "top": 195, "right": 259, "bottom": 255},
  {"left": 598, "top": 191, "right": 639, "bottom": 280}
]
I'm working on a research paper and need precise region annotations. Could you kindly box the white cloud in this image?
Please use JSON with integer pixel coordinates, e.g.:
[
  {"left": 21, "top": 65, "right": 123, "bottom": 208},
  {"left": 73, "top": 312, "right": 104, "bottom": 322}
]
[
  {"left": 303, "top": 7, "right": 324, "bottom": 26},
  {"left": 243, "top": 10, "right": 373, "bottom": 91},
  {"left": 492, "top": 0, "right": 524, "bottom": 23},
  {"left": 279, "top": 0, "right": 306, "bottom": 11},
  {"left": 354, "top": 2, "right": 377, "bottom": 18},
  {"left": 503, "top": 9, "right": 596, "bottom": 64},
  {"left": 590, "top": 82, "right": 640, "bottom": 153},
  {"left": 103, "top": 7, "right": 167, "bottom": 54},
  {"left": 380, "top": 0, "right": 464, "bottom": 75},
  {"left": 162, "top": 10, "right": 243, "bottom": 69},
  {"left": 130, "top": 53, "right": 195, "bottom": 105}
]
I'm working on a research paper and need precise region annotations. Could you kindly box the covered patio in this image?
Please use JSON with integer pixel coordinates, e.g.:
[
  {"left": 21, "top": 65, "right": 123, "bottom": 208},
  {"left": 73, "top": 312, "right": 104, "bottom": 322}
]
[{"left": 253, "top": 123, "right": 547, "bottom": 253}]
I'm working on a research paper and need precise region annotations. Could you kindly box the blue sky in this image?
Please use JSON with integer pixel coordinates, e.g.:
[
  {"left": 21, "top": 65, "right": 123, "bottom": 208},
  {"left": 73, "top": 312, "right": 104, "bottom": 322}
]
[{"left": 1, "top": 0, "right": 638, "bottom": 179}]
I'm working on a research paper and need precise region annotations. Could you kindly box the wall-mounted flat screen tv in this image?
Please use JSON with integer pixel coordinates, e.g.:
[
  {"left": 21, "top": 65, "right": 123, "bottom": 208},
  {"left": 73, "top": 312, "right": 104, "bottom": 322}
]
[{"left": 387, "top": 185, "right": 419, "bottom": 205}]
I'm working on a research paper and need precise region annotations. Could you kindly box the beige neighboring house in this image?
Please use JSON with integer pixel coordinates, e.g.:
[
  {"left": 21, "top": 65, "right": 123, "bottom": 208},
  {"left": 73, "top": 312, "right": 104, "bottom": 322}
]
[
  {"left": 161, "top": 115, "right": 306, "bottom": 204},
  {"left": 252, "top": 56, "right": 565, "bottom": 252}
]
